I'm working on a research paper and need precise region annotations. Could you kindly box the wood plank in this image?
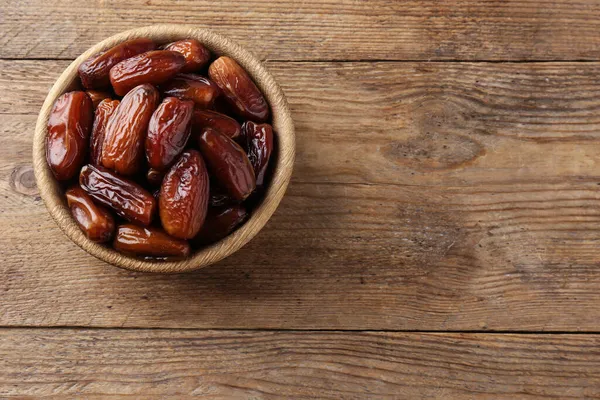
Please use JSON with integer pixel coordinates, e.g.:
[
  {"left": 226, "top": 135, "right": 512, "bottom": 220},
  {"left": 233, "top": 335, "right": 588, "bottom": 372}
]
[
  {"left": 3, "top": 60, "right": 600, "bottom": 186},
  {"left": 2, "top": 0, "right": 600, "bottom": 61},
  {"left": 3, "top": 128, "right": 600, "bottom": 329},
  {"left": 2, "top": 59, "right": 600, "bottom": 329},
  {"left": 1, "top": 330, "right": 599, "bottom": 399}
]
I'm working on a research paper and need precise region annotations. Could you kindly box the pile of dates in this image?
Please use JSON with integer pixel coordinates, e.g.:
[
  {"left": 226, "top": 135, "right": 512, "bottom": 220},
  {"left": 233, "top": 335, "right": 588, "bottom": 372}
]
[{"left": 46, "top": 38, "right": 274, "bottom": 259}]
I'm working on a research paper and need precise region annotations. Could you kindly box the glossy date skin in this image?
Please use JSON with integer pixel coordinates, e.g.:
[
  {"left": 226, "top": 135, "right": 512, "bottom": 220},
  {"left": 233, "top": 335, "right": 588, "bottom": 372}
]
[
  {"left": 109, "top": 50, "right": 185, "bottom": 96},
  {"left": 192, "top": 205, "right": 247, "bottom": 246},
  {"left": 197, "top": 128, "right": 256, "bottom": 201},
  {"left": 113, "top": 224, "right": 190, "bottom": 258},
  {"left": 163, "top": 39, "right": 211, "bottom": 73},
  {"left": 86, "top": 90, "right": 112, "bottom": 108},
  {"left": 66, "top": 186, "right": 115, "bottom": 243},
  {"left": 101, "top": 84, "right": 159, "bottom": 176},
  {"left": 90, "top": 99, "right": 119, "bottom": 166},
  {"left": 192, "top": 109, "right": 241, "bottom": 140},
  {"left": 159, "top": 150, "right": 209, "bottom": 239},
  {"left": 46, "top": 91, "right": 93, "bottom": 181},
  {"left": 79, "top": 38, "right": 156, "bottom": 89},
  {"left": 242, "top": 121, "right": 274, "bottom": 186},
  {"left": 161, "top": 74, "right": 220, "bottom": 108},
  {"left": 145, "top": 97, "right": 194, "bottom": 170},
  {"left": 79, "top": 164, "right": 156, "bottom": 226},
  {"left": 208, "top": 56, "right": 269, "bottom": 122}
]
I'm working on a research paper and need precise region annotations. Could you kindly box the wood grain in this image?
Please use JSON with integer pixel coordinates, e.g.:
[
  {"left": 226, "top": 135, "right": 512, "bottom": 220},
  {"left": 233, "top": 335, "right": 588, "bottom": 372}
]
[
  {"left": 1, "top": 330, "right": 599, "bottom": 399},
  {"left": 2, "top": 0, "right": 600, "bottom": 61},
  {"left": 2, "top": 60, "right": 600, "bottom": 329}
]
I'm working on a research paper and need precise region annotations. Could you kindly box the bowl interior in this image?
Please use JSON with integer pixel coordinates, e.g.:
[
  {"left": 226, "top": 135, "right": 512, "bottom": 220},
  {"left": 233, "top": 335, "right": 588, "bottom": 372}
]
[{"left": 33, "top": 25, "right": 295, "bottom": 273}]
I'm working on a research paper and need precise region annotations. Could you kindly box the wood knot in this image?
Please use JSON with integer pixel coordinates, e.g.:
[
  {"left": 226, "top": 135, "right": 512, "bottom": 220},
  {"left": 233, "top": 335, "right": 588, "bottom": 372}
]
[{"left": 10, "top": 165, "right": 39, "bottom": 197}]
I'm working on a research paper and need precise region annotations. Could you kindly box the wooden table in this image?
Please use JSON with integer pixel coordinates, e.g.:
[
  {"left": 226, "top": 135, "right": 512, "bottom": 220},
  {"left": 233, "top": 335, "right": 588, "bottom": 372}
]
[{"left": 2, "top": 1, "right": 600, "bottom": 398}]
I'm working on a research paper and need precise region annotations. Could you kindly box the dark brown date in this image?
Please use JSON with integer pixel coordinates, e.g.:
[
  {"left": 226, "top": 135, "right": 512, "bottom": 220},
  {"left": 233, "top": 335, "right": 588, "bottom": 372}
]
[
  {"left": 113, "top": 224, "right": 190, "bottom": 258},
  {"left": 79, "top": 164, "right": 156, "bottom": 226},
  {"left": 86, "top": 90, "right": 112, "bottom": 108},
  {"left": 209, "top": 185, "right": 236, "bottom": 207},
  {"left": 109, "top": 50, "right": 185, "bottom": 96},
  {"left": 197, "top": 128, "right": 256, "bottom": 201},
  {"left": 192, "top": 205, "right": 247, "bottom": 246},
  {"left": 242, "top": 121, "right": 274, "bottom": 186},
  {"left": 78, "top": 38, "right": 156, "bottom": 89},
  {"left": 161, "top": 74, "right": 220, "bottom": 108},
  {"left": 101, "top": 84, "right": 159, "bottom": 176},
  {"left": 46, "top": 91, "right": 93, "bottom": 180},
  {"left": 146, "top": 168, "right": 165, "bottom": 187},
  {"left": 192, "top": 109, "right": 241, "bottom": 140},
  {"left": 208, "top": 56, "right": 269, "bottom": 122},
  {"left": 90, "top": 98, "right": 119, "bottom": 166},
  {"left": 159, "top": 150, "right": 209, "bottom": 239},
  {"left": 66, "top": 186, "right": 115, "bottom": 243},
  {"left": 163, "top": 39, "right": 211, "bottom": 73},
  {"left": 145, "top": 97, "right": 194, "bottom": 170}
]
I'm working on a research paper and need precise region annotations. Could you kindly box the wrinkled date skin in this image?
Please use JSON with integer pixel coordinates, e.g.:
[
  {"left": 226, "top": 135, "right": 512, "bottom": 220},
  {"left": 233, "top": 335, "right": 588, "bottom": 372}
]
[
  {"left": 147, "top": 168, "right": 165, "bottom": 187},
  {"left": 198, "top": 128, "right": 256, "bottom": 201},
  {"left": 86, "top": 90, "right": 113, "bottom": 108},
  {"left": 161, "top": 74, "right": 220, "bottom": 108},
  {"left": 80, "top": 164, "right": 156, "bottom": 226},
  {"left": 208, "top": 56, "right": 269, "bottom": 122},
  {"left": 163, "top": 39, "right": 211, "bottom": 73},
  {"left": 146, "top": 97, "right": 194, "bottom": 170},
  {"left": 109, "top": 50, "right": 185, "bottom": 96},
  {"left": 159, "top": 150, "right": 209, "bottom": 239},
  {"left": 192, "top": 109, "right": 241, "bottom": 140},
  {"left": 243, "top": 121, "right": 274, "bottom": 186},
  {"left": 193, "top": 205, "right": 247, "bottom": 246},
  {"left": 90, "top": 99, "right": 119, "bottom": 166},
  {"left": 113, "top": 224, "right": 190, "bottom": 258},
  {"left": 66, "top": 186, "right": 115, "bottom": 243},
  {"left": 101, "top": 84, "right": 159, "bottom": 176},
  {"left": 79, "top": 38, "right": 156, "bottom": 89},
  {"left": 46, "top": 91, "right": 93, "bottom": 181}
]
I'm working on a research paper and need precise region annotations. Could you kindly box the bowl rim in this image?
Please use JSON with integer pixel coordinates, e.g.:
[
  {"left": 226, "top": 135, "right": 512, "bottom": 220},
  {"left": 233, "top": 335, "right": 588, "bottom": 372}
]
[{"left": 32, "top": 24, "right": 295, "bottom": 273}]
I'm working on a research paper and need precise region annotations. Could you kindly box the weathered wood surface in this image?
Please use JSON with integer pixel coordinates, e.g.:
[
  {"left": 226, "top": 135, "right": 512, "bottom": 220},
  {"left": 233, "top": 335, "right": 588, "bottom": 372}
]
[
  {"left": 1, "top": 60, "right": 600, "bottom": 330},
  {"left": 1, "top": 330, "right": 599, "bottom": 399},
  {"left": 2, "top": 0, "right": 600, "bottom": 61}
]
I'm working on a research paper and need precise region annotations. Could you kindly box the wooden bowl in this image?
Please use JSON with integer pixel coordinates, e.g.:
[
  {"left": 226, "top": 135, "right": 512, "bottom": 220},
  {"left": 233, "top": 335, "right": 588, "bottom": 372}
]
[{"left": 32, "top": 25, "right": 295, "bottom": 273}]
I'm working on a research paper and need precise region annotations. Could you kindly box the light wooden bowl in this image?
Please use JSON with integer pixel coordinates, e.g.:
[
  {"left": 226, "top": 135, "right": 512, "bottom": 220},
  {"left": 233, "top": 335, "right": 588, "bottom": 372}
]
[{"left": 32, "top": 25, "right": 295, "bottom": 273}]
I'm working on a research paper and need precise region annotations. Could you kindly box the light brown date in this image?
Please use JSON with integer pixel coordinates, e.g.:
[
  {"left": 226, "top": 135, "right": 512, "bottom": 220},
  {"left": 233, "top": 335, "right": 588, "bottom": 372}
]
[
  {"left": 109, "top": 50, "right": 185, "bottom": 96},
  {"left": 161, "top": 74, "right": 220, "bottom": 108},
  {"left": 159, "top": 150, "right": 209, "bottom": 239},
  {"left": 101, "top": 84, "right": 159, "bottom": 176},
  {"left": 145, "top": 97, "right": 194, "bottom": 170},
  {"left": 90, "top": 98, "right": 119, "bottom": 166},
  {"left": 79, "top": 164, "right": 156, "bottom": 226},
  {"left": 197, "top": 128, "right": 256, "bottom": 201},
  {"left": 242, "top": 121, "right": 274, "bottom": 186},
  {"left": 163, "top": 39, "right": 211, "bottom": 73},
  {"left": 86, "top": 90, "right": 112, "bottom": 108},
  {"left": 78, "top": 38, "right": 156, "bottom": 89},
  {"left": 66, "top": 186, "right": 115, "bottom": 243},
  {"left": 208, "top": 56, "right": 269, "bottom": 122},
  {"left": 192, "top": 205, "right": 247, "bottom": 246},
  {"left": 46, "top": 91, "right": 93, "bottom": 181},
  {"left": 192, "top": 109, "right": 241, "bottom": 140},
  {"left": 113, "top": 224, "right": 190, "bottom": 258}
]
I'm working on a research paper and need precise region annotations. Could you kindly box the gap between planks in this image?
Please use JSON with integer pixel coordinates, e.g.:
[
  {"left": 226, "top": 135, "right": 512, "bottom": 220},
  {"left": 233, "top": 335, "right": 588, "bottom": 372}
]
[{"left": 0, "top": 326, "right": 599, "bottom": 335}]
